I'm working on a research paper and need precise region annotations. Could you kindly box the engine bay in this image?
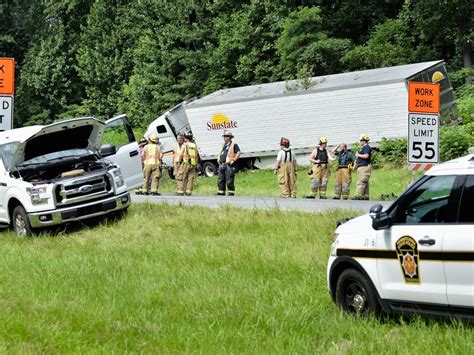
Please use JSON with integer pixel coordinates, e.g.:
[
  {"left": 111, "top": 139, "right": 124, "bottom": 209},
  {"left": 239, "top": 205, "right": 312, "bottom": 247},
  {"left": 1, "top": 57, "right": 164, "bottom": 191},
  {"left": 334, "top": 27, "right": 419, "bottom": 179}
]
[{"left": 12, "top": 155, "right": 112, "bottom": 184}]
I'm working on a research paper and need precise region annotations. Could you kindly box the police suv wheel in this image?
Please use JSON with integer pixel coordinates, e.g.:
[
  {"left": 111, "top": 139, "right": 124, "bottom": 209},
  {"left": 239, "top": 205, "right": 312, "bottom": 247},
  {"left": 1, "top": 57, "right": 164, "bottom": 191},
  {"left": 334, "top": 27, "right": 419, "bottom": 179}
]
[
  {"left": 12, "top": 205, "right": 34, "bottom": 237},
  {"left": 335, "top": 268, "right": 380, "bottom": 315}
]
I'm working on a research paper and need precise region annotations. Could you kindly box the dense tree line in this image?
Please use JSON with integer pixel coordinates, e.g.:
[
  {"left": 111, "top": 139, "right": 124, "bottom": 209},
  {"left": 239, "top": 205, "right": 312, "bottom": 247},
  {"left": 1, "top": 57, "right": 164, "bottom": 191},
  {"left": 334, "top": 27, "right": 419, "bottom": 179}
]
[{"left": 0, "top": 0, "right": 472, "bottom": 128}]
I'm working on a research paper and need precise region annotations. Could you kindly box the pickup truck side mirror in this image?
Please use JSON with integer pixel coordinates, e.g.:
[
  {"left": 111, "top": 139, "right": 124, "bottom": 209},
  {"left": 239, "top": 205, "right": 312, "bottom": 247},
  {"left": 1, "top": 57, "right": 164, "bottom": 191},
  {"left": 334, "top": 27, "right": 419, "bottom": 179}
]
[
  {"left": 100, "top": 144, "right": 117, "bottom": 157},
  {"left": 369, "top": 204, "right": 392, "bottom": 230}
]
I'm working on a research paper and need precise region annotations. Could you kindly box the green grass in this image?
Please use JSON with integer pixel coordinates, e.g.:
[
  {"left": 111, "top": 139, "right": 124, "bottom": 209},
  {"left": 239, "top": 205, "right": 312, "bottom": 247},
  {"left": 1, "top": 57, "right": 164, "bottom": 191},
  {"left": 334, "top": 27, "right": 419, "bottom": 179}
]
[
  {"left": 0, "top": 204, "right": 471, "bottom": 353},
  {"left": 157, "top": 166, "right": 420, "bottom": 200}
]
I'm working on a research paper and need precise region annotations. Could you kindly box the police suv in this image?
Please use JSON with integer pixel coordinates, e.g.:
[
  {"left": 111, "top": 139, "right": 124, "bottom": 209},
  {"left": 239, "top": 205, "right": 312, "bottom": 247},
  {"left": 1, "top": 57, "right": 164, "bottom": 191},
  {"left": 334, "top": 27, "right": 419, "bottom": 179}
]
[{"left": 328, "top": 154, "right": 473, "bottom": 320}]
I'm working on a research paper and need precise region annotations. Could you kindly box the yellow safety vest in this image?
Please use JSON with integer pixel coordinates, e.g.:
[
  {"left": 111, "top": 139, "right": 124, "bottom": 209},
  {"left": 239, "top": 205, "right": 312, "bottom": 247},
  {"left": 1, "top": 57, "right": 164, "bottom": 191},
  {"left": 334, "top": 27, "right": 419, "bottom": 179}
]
[
  {"left": 218, "top": 141, "right": 237, "bottom": 164},
  {"left": 182, "top": 142, "right": 197, "bottom": 166},
  {"left": 173, "top": 142, "right": 184, "bottom": 163},
  {"left": 143, "top": 143, "right": 161, "bottom": 165}
]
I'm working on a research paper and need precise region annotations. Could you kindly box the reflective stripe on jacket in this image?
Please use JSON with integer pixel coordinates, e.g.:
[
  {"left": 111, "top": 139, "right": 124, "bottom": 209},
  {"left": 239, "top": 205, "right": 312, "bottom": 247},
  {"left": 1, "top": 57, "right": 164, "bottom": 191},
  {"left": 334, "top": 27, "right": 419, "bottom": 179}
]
[
  {"left": 182, "top": 142, "right": 198, "bottom": 166},
  {"left": 173, "top": 142, "right": 184, "bottom": 163},
  {"left": 219, "top": 141, "right": 237, "bottom": 164},
  {"left": 143, "top": 143, "right": 161, "bottom": 165}
]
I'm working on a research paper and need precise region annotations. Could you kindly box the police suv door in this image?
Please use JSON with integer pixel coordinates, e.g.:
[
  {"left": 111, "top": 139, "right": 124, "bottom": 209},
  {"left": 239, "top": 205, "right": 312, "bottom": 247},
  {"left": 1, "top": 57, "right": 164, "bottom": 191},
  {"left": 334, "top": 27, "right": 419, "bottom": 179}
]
[
  {"left": 443, "top": 175, "right": 474, "bottom": 308},
  {"left": 104, "top": 115, "right": 142, "bottom": 190},
  {"left": 377, "top": 175, "right": 459, "bottom": 305}
]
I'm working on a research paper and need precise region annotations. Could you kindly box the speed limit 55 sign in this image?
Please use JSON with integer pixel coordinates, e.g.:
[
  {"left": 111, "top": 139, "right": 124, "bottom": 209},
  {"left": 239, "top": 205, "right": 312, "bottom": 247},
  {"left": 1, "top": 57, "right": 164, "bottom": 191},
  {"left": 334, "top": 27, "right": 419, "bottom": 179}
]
[{"left": 408, "top": 113, "right": 439, "bottom": 164}]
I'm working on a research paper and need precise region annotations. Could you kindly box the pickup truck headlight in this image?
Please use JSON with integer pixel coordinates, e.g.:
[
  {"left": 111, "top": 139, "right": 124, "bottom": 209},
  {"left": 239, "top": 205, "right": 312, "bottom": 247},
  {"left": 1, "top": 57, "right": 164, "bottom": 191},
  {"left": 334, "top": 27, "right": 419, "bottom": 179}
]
[
  {"left": 26, "top": 186, "right": 49, "bottom": 205},
  {"left": 111, "top": 168, "right": 125, "bottom": 188}
]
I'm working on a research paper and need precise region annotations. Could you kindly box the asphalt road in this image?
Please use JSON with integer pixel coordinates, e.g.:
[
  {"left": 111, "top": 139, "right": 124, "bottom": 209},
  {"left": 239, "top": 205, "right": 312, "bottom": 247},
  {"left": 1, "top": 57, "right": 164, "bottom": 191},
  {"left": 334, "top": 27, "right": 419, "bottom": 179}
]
[{"left": 132, "top": 193, "right": 392, "bottom": 213}]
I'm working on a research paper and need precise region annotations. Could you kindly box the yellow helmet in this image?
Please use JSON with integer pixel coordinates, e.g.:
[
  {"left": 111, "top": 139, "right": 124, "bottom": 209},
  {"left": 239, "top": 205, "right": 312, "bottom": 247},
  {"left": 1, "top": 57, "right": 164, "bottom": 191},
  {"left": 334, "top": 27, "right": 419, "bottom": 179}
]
[
  {"left": 359, "top": 134, "right": 370, "bottom": 142},
  {"left": 149, "top": 134, "right": 159, "bottom": 143},
  {"left": 319, "top": 137, "right": 328, "bottom": 144}
]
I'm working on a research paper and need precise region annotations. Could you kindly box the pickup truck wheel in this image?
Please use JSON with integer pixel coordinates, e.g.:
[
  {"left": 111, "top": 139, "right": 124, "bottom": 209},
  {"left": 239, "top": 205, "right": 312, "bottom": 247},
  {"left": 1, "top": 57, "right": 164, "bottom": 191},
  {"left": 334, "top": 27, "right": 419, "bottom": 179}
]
[
  {"left": 335, "top": 268, "right": 380, "bottom": 315},
  {"left": 12, "top": 205, "right": 34, "bottom": 237},
  {"left": 202, "top": 161, "right": 217, "bottom": 178}
]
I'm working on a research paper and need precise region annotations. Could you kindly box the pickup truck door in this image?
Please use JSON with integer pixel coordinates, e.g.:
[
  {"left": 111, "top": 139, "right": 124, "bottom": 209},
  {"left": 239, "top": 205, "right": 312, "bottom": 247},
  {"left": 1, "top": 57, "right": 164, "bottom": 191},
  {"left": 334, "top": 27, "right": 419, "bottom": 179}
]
[
  {"left": 443, "top": 175, "right": 474, "bottom": 308},
  {"left": 377, "top": 175, "right": 459, "bottom": 305},
  {"left": 0, "top": 170, "right": 8, "bottom": 223},
  {"left": 103, "top": 115, "right": 142, "bottom": 190}
]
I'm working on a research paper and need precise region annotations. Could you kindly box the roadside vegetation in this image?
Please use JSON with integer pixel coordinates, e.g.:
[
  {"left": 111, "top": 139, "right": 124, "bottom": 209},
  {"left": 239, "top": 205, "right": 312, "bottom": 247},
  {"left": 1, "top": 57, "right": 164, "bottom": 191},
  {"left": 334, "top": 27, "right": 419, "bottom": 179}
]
[
  {"left": 2, "top": 2, "right": 472, "bottom": 129},
  {"left": 156, "top": 165, "right": 416, "bottom": 200},
  {"left": 0, "top": 204, "right": 471, "bottom": 352}
]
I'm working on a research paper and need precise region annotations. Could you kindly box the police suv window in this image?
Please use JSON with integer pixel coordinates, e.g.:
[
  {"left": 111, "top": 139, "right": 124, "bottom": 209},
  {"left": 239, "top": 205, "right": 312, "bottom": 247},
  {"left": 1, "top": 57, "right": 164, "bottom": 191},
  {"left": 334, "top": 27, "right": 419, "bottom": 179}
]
[
  {"left": 394, "top": 175, "right": 457, "bottom": 224},
  {"left": 459, "top": 176, "right": 474, "bottom": 223}
]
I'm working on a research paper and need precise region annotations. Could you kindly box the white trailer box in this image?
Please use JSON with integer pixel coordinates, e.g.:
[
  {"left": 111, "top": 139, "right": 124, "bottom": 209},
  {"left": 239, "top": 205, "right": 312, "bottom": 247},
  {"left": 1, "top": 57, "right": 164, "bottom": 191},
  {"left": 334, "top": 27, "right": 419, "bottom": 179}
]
[{"left": 145, "top": 60, "right": 457, "bottom": 176}]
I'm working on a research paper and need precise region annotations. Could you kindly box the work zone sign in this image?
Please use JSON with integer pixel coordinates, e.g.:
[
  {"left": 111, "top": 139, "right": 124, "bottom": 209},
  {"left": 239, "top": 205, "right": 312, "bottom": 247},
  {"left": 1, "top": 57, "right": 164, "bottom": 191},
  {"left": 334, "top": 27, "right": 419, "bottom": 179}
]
[
  {"left": 0, "top": 58, "right": 15, "bottom": 95},
  {"left": 0, "top": 96, "right": 13, "bottom": 131},
  {"left": 408, "top": 81, "right": 440, "bottom": 114}
]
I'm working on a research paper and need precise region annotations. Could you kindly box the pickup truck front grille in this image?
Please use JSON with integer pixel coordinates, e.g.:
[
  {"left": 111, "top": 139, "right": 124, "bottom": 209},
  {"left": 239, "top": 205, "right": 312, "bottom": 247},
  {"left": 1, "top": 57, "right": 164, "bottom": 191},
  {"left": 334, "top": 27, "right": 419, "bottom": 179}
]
[{"left": 55, "top": 173, "right": 113, "bottom": 206}]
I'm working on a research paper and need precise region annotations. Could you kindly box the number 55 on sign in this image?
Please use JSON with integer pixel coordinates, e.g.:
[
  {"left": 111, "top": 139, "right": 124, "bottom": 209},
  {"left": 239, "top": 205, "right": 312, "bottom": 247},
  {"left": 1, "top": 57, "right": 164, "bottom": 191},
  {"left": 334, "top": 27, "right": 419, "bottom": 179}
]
[{"left": 408, "top": 113, "right": 439, "bottom": 164}]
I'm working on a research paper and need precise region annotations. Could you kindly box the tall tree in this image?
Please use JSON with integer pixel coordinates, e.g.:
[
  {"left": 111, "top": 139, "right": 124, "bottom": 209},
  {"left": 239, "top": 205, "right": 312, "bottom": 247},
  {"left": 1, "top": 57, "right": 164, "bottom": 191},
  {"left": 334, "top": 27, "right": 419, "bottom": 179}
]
[
  {"left": 15, "top": 0, "right": 93, "bottom": 126},
  {"left": 277, "top": 7, "right": 352, "bottom": 77}
]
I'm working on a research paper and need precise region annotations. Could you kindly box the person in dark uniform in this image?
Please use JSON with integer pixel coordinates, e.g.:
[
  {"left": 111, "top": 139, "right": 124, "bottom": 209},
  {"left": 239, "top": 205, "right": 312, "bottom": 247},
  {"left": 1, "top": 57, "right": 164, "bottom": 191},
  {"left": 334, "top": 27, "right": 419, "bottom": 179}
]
[{"left": 217, "top": 130, "right": 241, "bottom": 196}]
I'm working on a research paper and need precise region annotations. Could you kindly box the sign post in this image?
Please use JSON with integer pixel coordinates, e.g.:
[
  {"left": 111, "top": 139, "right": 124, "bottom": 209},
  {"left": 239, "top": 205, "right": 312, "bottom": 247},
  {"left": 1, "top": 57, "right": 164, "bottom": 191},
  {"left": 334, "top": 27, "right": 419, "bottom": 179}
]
[
  {"left": 407, "top": 81, "right": 440, "bottom": 175},
  {"left": 0, "top": 57, "right": 15, "bottom": 130}
]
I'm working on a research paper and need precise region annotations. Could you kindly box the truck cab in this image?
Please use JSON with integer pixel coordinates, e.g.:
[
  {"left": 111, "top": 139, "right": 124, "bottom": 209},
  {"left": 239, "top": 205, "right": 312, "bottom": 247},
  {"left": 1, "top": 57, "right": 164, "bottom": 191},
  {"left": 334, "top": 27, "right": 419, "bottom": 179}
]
[
  {"left": 0, "top": 116, "right": 142, "bottom": 236},
  {"left": 145, "top": 103, "right": 191, "bottom": 176},
  {"left": 328, "top": 154, "right": 474, "bottom": 320}
]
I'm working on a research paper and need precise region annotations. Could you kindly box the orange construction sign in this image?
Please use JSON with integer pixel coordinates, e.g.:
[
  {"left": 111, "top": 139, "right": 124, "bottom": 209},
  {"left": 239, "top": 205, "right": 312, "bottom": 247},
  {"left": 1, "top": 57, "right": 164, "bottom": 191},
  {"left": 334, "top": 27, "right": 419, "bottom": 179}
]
[
  {"left": 0, "top": 58, "right": 15, "bottom": 95},
  {"left": 408, "top": 81, "right": 440, "bottom": 114}
]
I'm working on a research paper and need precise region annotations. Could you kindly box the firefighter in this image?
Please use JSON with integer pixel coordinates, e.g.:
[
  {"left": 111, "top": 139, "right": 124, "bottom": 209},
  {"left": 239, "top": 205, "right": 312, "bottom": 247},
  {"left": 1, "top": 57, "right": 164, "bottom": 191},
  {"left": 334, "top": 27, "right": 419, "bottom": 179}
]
[
  {"left": 274, "top": 137, "right": 297, "bottom": 198},
  {"left": 306, "top": 137, "right": 332, "bottom": 199},
  {"left": 332, "top": 143, "right": 355, "bottom": 200},
  {"left": 176, "top": 132, "right": 198, "bottom": 196},
  {"left": 352, "top": 134, "right": 372, "bottom": 200},
  {"left": 135, "top": 137, "right": 149, "bottom": 195},
  {"left": 141, "top": 134, "right": 162, "bottom": 195},
  {"left": 217, "top": 130, "right": 241, "bottom": 196},
  {"left": 173, "top": 132, "right": 185, "bottom": 178}
]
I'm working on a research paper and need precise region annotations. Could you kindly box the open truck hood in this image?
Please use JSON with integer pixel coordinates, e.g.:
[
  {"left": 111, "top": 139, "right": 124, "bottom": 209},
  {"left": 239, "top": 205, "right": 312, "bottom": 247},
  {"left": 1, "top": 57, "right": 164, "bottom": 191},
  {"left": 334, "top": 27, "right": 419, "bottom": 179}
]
[{"left": 10, "top": 117, "right": 105, "bottom": 168}]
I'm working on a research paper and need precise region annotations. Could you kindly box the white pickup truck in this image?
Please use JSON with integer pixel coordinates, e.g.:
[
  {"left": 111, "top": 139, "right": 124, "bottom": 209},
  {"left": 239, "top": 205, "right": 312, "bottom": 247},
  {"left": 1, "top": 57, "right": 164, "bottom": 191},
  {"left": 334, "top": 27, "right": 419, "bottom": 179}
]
[{"left": 0, "top": 116, "right": 142, "bottom": 236}]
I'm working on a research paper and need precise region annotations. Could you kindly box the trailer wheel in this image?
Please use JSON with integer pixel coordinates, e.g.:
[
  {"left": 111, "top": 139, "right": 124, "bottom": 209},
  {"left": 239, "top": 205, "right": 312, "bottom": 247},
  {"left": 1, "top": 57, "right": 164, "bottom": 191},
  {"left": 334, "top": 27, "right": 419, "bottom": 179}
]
[{"left": 202, "top": 161, "right": 217, "bottom": 177}]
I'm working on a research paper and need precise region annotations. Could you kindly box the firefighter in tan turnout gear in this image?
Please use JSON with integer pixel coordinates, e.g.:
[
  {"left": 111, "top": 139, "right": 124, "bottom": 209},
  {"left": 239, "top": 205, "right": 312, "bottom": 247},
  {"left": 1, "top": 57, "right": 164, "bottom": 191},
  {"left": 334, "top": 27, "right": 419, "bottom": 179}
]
[
  {"left": 352, "top": 134, "right": 372, "bottom": 200},
  {"left": 172, "top": 132, "right": 185, "bottom": 178},
  {"left": 217, "top": 130, "right": 241, "bottom": 196},
  {"left": 274, "top": 138, "right": 297, "bottom": 198},
  {"left": 176, "top": 132, "right": 199, "bottom": 196},
  {"left": 306, "top": 137, "right": 332, "bottom": 199},
  {"left": 141, "top": 134, "right": 163, "bottom": 195},
  {"left": 332, "top": 143, "right": 355, "bottom": 200}
]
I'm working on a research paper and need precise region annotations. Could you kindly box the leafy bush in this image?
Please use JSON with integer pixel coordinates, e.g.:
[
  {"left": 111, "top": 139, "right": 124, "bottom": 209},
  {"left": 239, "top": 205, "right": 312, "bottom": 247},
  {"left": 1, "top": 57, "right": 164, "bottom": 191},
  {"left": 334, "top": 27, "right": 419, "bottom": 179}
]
[
  {"left": 378, "top": 137, "right": 407, "bottom": 167},
  {"left": 439, "top": 123, "right": 474, "bottom": 161}
]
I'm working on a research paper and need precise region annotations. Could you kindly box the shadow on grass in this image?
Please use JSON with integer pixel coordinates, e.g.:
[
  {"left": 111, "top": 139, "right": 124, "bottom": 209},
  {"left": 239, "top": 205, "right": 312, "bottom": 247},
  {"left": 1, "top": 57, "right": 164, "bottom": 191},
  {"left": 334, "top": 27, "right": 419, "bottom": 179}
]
[{"left": 30, "top": 210, "right": 128, "bottom": 238}]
